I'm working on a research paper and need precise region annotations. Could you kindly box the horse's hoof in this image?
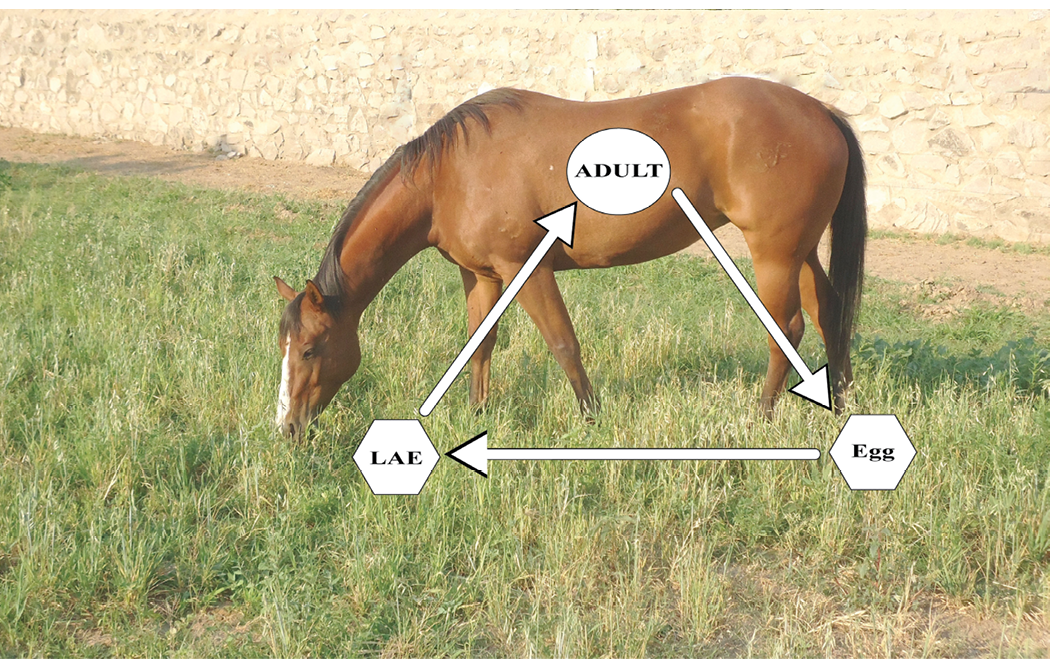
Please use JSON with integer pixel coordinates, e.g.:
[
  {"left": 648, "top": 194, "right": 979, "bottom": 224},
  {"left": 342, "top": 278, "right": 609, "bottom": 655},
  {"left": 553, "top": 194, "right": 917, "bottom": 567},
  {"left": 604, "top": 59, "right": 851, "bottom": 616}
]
[
  {"left": 759, "top": 400, "right": 776, "bottom": 421},
  {"left": 580, "top": 397, "right": 601, "bottom": 424}
]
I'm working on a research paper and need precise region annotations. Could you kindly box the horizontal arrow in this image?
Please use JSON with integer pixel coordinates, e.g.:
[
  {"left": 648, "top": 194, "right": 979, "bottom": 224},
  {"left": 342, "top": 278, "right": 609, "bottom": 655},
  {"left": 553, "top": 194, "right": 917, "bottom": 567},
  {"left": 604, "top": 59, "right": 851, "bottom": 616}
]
[
  {"left": 447, "top": 432, "right": 820, "bottom": 478},
  {"left": 420, "top": 203, "right": 577, "bottom": 417},
  {"left": 672, "top": 188, "right": 832, "bottom": 410}
]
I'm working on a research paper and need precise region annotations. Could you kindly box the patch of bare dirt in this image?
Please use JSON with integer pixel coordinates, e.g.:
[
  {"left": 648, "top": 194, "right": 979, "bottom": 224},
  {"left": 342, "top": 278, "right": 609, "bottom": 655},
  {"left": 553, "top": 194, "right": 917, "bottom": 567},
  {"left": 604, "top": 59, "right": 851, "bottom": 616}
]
[
  {"left": 712, "top": 560, "right": 1050, "bottom": 658},
  {"left": 0, "top": 126, "right": 368, "bottom": 200},
  {"left": 701, "top": 224, "right": 1050, "bottom": 312},
  {"left": 75, "top": 626, "right": 116, "bottom": 650},
  {"left": 3, "top": 125, "right": 1048, "bottom": 309},
  {"left": 178, "top": 602, "right": 261, "bottom": 650},
  {"left": 897, "top": 279, "right": 1045, "bottom": 321}
]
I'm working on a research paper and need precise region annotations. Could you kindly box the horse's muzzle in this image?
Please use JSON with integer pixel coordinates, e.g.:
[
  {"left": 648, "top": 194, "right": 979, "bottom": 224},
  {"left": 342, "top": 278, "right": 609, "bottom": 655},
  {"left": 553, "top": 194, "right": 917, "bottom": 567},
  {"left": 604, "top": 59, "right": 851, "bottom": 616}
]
[
  {"left": 280, "top": 420, "right": 305, "bottom": 440},
  {"left": 279, "top": 415, "right": 310, "bottom": 439},
  {"left": 277, "top": 405, "right": 324, "bottom": 440}
]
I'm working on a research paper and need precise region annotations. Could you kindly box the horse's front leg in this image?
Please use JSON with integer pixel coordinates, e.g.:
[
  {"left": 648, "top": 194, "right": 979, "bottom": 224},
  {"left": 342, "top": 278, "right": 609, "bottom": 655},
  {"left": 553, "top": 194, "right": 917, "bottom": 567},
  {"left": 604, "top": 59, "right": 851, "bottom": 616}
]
[
  {"left": 460, "top": 267, "right": 503, "bottom": 410},
  {"left": 509, "top": 263, "right": 599, "bottom": 420}
]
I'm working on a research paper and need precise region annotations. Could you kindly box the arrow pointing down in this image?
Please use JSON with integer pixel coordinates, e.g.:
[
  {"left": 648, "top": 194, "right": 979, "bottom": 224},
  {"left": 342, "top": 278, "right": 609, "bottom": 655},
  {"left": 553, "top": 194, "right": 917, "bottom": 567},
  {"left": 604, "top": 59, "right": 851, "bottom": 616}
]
[
  {"left": 672, "top": 189, "right": 832, "bottom": 410},
  {"left": 420, "top": 203, "right": 577, "bottom": 417},
  {"left": 447, "top": 432, "right": 820, "bottom": 478}
]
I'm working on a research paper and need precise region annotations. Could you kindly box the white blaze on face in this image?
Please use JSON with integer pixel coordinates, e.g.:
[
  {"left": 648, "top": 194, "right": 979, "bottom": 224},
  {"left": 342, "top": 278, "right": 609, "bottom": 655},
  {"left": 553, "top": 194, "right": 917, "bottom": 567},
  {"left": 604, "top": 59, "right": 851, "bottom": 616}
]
[{"left": 276, "top": 334, "right": 291, "bottom": 427}]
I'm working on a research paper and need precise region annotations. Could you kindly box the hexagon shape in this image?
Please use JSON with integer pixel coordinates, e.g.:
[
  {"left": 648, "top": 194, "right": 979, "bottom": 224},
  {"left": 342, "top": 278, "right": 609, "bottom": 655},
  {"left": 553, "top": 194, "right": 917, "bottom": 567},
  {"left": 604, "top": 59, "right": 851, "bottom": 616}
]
[
  {"left": 829, "top": 414, "right": 915, "bottom": 491},
  {"left": 353, "top": 419, "right": 439, "bottom": 495}
]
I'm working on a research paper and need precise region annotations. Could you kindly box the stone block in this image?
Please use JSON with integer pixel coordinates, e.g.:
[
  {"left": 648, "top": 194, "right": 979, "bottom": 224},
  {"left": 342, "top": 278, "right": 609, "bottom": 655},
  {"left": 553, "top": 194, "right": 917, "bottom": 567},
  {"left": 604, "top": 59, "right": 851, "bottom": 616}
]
[
  {"left": 962, "top": 107, "right": 994, "bottom": 127},
  {"left": 946, "top": 164, "right": 961, "bottom": 184},
  {"left": 896, "top": 201, "right": 950, "bottom": 234},
  {"left": 614, "top": 50, "right": 643, "bottom": 74},
  {"left": 867, "top": 186, "right": 891, "bottom": 212},
  {"left": 911, "top": 154, "right": 948, "bottom": 174},
  {"left": 565, "top": 67, "right": 593, "bottom": 100},
  {"left": 1025, "top": 178, "right": 1050, "bottom": 203},
  {"left": 835, "top": 90, "right": 868, "bottom": 115},
  {"left": 875, "top": 153, "right": 905, "bottom": 177},
  {"left": 255, "top": 134, "right": 282, "bottom": 160},
  {"left": 1007, "top": 119, "right": 1047, "bottom": 149},
  {"left": 963, "top": 159, "right": 990, "bottom": 177},
  {"left": 100, "top": 102, "right": 119, "bottom": 123},
  {"left": 902, "top": 91, "right": 929, "bottom": 110},
  {"left": 963, "top": 175, "right": 992, "bottom": 195},
  {"left": 952, "top": 213, "right": 992, "bottom": 234},
  {"left": 930, "top": 128, "right": 974, "bottom": 156},
  {"left": 744, "top": 39, "right": 776, "bottom": 66},
  {"left": 891, "top": 120, "right": 928, "bottom": 154},
  {"left": 879, "top": 94, "right": 907, "bottom": 119},
  {"left": 990, "top": 218, "right": 1033, "bottom": 243},
  {"left": 1025, "top": 150, "right": 1050, "bottom": 178},
  {"left": 332, "top": 133, "right": 351, "bottom": 158},
  {"left": 985, "top": 67, "right": 1048, "bottom": 95},
  {"left": 717, "top": 40, "right": 743, "bottom": 70},
  {"left": 252, "top": 118, "right": 282, "bottom": 135},
  {"left": 912, "top": 42, "right": 938, "bottom": 57},
  {"left": 305, "top": 147, "right": 335, "bottom": 166},
  {"left": 978, "top": 127, "right": 1005, "bottom": 153},
  {"left": 918, "top": 73, "right": 946, "bottom": 90},
  {"left": 571, "top": 32, "right": 598, "bottom": 61},
  {"left": 950, "top": 91, "right": 982, "bottom": 106},
  {"left": 993, "top": 151, "right": 1026, "bottom": 179}
]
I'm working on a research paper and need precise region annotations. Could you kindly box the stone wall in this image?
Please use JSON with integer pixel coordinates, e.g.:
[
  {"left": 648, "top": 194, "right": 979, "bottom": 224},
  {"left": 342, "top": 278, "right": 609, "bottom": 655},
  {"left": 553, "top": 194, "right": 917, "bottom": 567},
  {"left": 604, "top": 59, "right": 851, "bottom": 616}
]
[{"left": 1, "top": 9, "right": 1048, "bottom": 242}]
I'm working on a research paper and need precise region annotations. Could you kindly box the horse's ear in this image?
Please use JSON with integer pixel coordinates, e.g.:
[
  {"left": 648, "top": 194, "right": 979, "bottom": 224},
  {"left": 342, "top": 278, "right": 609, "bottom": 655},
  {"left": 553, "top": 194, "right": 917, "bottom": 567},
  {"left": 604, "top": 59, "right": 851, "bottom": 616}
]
[
  {"left": 302, "top": 279, "right": 327, "bottom": 315},
  {"left": 274, "top": 276, "right": 298, "bottom": 302}
]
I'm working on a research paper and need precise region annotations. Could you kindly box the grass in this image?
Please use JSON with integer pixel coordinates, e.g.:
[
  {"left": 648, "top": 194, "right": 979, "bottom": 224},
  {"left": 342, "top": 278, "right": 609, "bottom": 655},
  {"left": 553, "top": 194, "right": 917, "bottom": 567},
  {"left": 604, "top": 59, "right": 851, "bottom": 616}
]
[
  {"left": 868, "top": 227, "right": 1050, "bottom": 257},
  {"left": 1, "top": 163, "right": 1048, "bottom": 657}
]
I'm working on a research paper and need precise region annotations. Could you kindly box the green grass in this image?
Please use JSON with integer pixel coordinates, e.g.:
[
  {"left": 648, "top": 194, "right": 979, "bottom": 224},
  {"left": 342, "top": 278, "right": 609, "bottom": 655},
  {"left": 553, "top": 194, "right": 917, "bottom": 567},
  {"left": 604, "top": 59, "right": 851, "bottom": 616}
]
[
  {"left": 869, "top": 227, "right": 1050, "bottom": 257},
  {"left": 1, "top": 163, "right": 1048, "bottom": 657}
]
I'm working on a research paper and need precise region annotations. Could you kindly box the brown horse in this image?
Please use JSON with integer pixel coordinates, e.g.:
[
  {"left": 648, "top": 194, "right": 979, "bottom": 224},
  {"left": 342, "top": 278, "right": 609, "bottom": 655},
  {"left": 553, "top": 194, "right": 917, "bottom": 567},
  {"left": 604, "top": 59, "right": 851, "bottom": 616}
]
[{"left": 274, "top": 76, "right": 866, "bottom": 438}]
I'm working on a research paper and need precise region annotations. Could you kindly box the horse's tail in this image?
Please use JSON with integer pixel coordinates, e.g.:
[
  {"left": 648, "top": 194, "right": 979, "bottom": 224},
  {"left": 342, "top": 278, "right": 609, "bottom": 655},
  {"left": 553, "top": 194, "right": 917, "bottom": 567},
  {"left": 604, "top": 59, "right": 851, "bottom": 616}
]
[{"left": 825, "top": 107, "right": 867, "bottom": 378}]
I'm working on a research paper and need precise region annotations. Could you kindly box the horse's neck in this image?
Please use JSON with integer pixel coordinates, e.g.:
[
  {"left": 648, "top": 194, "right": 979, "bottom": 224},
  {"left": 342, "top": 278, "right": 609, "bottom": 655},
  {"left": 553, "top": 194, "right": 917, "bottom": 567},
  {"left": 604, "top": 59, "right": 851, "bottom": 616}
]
[{"left": 339, "top": 175, "right": 432, "bottom": 317}]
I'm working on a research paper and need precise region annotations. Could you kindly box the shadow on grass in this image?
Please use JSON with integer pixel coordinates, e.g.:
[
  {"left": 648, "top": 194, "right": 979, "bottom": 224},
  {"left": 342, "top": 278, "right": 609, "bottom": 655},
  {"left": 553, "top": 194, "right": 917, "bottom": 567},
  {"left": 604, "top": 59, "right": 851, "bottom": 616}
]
[
  {"left": 854, "top": 334, "right": 1050, "bottom": 397},
  {"left": 597, "top": 348, "right": 770, "bottom": 398}
]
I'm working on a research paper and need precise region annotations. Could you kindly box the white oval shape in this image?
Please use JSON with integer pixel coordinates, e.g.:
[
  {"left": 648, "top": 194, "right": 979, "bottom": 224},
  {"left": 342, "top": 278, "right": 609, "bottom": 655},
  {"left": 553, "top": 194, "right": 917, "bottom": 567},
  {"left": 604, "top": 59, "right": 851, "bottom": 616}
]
[{"left": 566, "top": 128, "right": 671, "bottom": 215}]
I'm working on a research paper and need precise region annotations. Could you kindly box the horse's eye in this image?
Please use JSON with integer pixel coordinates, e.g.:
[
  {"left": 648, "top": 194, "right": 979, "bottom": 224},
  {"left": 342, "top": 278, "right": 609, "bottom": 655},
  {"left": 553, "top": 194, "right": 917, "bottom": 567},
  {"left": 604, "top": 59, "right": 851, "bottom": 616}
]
[{"left": 302, "top": 348, "right": 314, "bottom": 360}]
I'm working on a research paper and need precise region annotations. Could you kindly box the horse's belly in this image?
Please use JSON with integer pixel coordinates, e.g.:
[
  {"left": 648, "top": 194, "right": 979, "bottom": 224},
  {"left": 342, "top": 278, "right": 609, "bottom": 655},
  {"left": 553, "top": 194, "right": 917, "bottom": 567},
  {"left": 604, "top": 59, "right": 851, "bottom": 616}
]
[{"left": 554, "top": 198, "right": 724, "bottom": 270}]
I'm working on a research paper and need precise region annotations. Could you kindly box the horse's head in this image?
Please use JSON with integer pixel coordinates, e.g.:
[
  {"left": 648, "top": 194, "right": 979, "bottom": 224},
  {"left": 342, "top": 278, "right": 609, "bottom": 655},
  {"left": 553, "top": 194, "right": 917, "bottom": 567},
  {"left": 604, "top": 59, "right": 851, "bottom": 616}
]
[{"left": 273, "top": 276, "right": 360, "bottom": 439}]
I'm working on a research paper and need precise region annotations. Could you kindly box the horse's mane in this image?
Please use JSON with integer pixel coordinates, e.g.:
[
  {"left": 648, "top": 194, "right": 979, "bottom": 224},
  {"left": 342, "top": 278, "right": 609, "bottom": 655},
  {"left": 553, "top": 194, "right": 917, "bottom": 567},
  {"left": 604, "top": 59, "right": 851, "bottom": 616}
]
[{"left": 313, "top": 88, "right": 526, "bottom": 303}]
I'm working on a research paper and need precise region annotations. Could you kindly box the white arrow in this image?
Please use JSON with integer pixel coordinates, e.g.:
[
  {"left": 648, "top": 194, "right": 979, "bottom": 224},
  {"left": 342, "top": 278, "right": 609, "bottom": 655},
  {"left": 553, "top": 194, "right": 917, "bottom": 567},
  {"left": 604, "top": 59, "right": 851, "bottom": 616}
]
[
  {"left": 447, "top": 432, "right": 820, "bottom": 477},
  {"left": 419, "top": 203, "right": 577, "bottom": 417},
  {"left": 672, "top": 189, "right": 832, "bottom": 410}
]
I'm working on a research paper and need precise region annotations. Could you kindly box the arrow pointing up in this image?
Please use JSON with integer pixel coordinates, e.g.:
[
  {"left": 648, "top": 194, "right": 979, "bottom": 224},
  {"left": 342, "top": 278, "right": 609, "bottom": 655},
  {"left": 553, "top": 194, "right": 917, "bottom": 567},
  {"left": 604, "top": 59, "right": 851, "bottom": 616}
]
[
  {"left": 671, "top": 189, "right": 832, "bottom": 410},
  {"left": 534, "top": 202, "right": 576, "bottom": 247},
  {"left": 419, "top": 203, "right": 577, "bottom": 417},
  {"left": 446, "top": 431, "right": 820, "bottom": 478}
]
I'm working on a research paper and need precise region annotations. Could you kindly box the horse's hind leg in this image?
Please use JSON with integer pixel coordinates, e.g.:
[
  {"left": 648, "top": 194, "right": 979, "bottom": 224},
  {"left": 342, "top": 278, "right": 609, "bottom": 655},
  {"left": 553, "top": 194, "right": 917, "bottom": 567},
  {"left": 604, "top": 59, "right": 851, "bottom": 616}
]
[
  {"left": 799, "top": 249, "right": 850, "bottom": 413},
  {"left": 749, "top": 246, "right": 806, "bottom": 418},
  {"left": 509, "top": 263, "right": 599, "bottom": 418},
  {"left": 460, "top": 267, "right": 503, "bottom": 409}
]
